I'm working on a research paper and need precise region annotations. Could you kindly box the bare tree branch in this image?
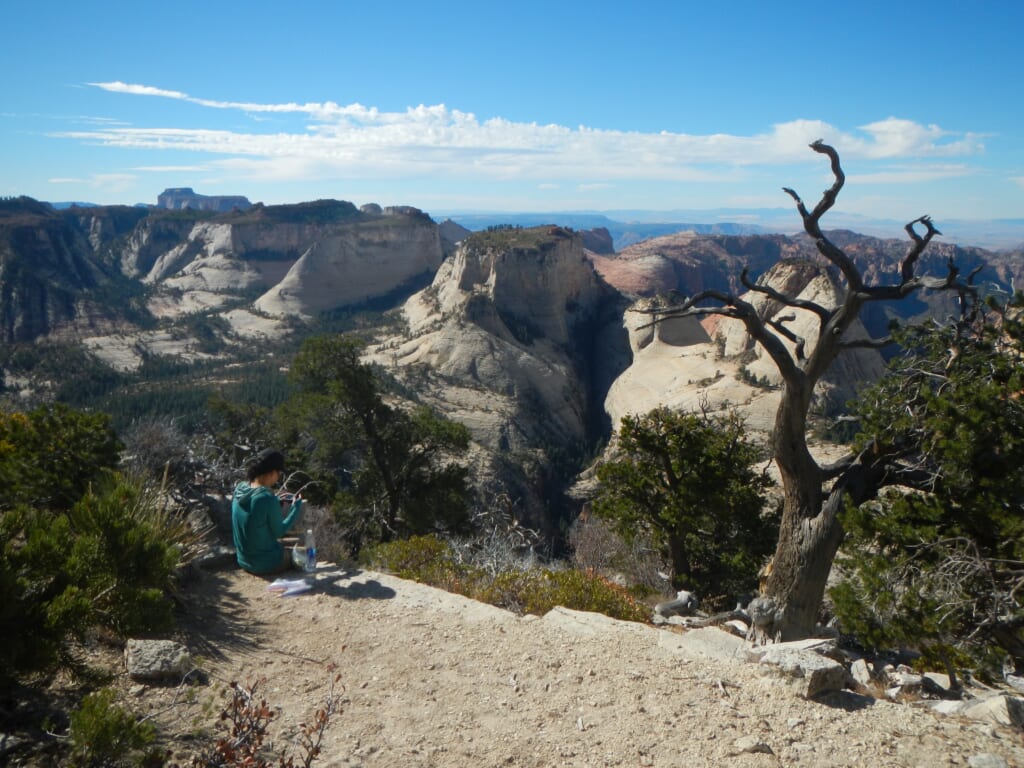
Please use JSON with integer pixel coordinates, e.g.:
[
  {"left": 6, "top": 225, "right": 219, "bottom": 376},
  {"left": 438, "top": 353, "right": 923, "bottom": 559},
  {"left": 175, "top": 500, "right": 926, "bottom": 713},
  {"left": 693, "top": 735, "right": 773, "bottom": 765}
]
[
  {"left": 635, "top": 291, "right": 802, "bottom": 381},
  {"left": 739, "top": 267, "right": 831, "bottom": 325},
  {"left": 901, "top": 215, "right": 942, "bottom": 283},
  {"left": 838, "top": 335, "right": 896, "bottom": 351},
  {"left": 783, "top": 141, "right": 862, "bottom": 290},
  {"left": 763, "top": 314, "right": 806, "bottom": 360}
]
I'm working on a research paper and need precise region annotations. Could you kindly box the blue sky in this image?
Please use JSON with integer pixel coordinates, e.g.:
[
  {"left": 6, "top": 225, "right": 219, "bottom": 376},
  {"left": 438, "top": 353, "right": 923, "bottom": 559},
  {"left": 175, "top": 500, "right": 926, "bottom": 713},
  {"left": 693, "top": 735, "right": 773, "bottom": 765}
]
[{"left": 3, "top": 1, "right": 1023, "bottom": 224}]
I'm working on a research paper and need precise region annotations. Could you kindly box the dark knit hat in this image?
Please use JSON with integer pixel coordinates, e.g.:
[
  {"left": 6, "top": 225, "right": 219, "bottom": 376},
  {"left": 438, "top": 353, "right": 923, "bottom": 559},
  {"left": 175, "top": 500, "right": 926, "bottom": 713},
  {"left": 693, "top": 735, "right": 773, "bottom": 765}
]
[{"left": 246, "top": 449, "right": 285, "bottom": 481}]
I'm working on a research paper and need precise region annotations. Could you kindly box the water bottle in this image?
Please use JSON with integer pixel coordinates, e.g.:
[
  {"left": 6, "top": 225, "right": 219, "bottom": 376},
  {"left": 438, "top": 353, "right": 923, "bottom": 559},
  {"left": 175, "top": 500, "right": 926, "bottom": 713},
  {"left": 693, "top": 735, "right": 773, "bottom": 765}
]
[{"left": 304, "top": 528, "right": 316, "bottom": 573}]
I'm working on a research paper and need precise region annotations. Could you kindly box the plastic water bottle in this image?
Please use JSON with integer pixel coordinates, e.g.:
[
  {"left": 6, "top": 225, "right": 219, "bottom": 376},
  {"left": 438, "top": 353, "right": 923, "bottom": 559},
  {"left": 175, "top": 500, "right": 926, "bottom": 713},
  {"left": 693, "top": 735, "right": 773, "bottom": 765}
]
[{"left": 304, "top": 528, "right": 316, "bottom": 574}]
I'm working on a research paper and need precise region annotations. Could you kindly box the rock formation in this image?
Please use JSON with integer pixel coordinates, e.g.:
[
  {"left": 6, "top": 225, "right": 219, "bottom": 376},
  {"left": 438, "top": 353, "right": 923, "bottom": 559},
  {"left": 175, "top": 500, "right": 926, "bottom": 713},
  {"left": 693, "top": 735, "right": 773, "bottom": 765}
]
[
  {"left": 604, "top": 257, "right": 886, "bottom": 440},
  {"left": 365, "top": 226, "right": 630, "bottom": 530},
  {"left": 0, "top": 198, "right": 140, "bottom": 342},
  {"left": 588, "top": 232, "right": 810, "bottom": 298},
  {"left": 156, "top": 188, "right": 252, "bottom": 213},
  {"left": 254, "top": 211, "right": 442, "bottom": 318}
]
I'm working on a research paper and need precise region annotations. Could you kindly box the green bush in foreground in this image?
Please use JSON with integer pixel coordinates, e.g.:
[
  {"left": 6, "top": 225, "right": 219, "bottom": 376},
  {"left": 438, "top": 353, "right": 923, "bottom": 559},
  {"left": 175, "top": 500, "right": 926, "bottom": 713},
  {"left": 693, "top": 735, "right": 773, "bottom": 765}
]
[
  {"left": 363, "top": 535, "right": 649, "bottom": 623},
  {"left": 833, "top": 302, "right": 1024, "bottom": 676},
  {"left": 593, "top": 407, "right": 774, "bottom": 608},
  {"left": 66, "top": 688, "right": 161, "bottom": 768},
  {"left": 1, "top": 474, "right": 206, "bottom": 680}
]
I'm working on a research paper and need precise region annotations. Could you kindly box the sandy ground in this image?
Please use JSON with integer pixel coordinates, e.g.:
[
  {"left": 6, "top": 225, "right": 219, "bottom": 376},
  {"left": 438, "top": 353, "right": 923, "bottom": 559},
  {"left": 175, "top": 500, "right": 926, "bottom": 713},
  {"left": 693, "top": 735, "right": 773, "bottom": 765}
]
[{"left": 135, "top": 563, "right": 1024, "bottom": 768}]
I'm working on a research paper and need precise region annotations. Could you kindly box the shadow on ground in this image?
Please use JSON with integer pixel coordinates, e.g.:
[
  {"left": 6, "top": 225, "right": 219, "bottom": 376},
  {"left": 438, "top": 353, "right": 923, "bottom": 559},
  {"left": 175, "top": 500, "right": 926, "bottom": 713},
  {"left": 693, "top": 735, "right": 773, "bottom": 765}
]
[
  {"left": 308, "top": 566, "right": 397, "bottom": 601},
  {"left": 816, "top": 689, "right": 877, "bottom": 711},
  {"left": 176, "top": 569, "right": 264, "bottom": 662}
]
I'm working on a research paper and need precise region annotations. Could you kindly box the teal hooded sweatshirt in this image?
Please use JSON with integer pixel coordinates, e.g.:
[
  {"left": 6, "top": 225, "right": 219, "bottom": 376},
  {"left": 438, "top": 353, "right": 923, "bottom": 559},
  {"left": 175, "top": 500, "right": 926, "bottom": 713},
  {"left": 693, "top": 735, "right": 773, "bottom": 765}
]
[{"left": 232, "top": 482, "right": 303, "bottom": 574}]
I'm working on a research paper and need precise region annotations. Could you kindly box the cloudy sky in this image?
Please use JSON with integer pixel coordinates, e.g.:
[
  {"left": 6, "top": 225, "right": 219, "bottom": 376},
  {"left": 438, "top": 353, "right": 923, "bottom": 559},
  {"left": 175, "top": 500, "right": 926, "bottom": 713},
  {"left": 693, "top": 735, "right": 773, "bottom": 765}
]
[{"left": 3, "top": 1, "right": 1022, "bottom": 223}]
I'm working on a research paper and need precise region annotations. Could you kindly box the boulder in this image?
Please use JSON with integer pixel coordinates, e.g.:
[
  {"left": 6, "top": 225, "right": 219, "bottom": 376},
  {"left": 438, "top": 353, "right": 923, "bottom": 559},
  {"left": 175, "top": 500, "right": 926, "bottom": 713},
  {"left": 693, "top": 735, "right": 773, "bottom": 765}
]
[
  {"left": 659, "top": 626, "right": 748, "bottom": 662},
  {"left": 850, "top": 658, "right": 873, "bottom": 688},
  {"left": 124, "top": 639, "right": 192, "bottom": 682},
  {"left": 960, "top": 694, "right": 1024, "bottom": 728},
  {"left": 968, "top": 754, "right": 1010, "bottom": 768},
  {"left": 754, "top": 647, "right": 847, "bottom": 699}
]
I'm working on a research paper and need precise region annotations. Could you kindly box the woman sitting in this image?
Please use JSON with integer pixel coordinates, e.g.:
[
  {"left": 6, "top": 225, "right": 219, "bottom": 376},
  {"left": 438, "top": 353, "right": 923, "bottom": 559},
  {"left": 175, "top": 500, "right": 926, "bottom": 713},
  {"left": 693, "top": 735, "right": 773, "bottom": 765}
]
[{"left": 232, "top": 449, "right": 303, "bottom": 574}]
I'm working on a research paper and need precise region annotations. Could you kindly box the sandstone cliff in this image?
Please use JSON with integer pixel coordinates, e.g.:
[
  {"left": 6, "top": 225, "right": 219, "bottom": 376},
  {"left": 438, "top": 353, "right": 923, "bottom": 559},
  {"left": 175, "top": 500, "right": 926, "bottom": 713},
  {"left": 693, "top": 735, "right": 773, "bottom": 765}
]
[
  {"left": 0, "top": 198, "right": 454, "bottom": 375},
  {"left": 133, "top": 203, "right": 443, "bottom": 322},
  {"left": 589, "top": 232, "right": 807, "bottom": 298},
  {"left": 0, "top": 199, "right": 142, "bottom": 342},
  {"left": 156, "top": 188, "right": 252, "bottom": 213},
  {"left": 365, "top": 226, "right": 629, "bottom": 529},
  {"left": 605, "top": 258, "right": 886, "bottom": 439},
  {"left": 255, "top": 213, "right": 442, "bottom": 318}
]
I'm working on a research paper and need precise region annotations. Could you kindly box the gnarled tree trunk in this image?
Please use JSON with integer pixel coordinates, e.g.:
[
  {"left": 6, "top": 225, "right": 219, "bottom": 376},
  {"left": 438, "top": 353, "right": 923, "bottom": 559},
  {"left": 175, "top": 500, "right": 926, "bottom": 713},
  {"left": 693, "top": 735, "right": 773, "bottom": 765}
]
[{"left": 646, "top": 140, "right": 976, "bottom": 642}]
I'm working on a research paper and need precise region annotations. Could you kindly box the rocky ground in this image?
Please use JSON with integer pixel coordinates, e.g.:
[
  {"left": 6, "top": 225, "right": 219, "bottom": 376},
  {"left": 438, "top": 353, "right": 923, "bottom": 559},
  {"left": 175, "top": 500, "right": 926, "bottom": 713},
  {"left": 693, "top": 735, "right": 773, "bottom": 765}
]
[{"left": 111, "top": 563, "right": 1024, "bottom": 767}]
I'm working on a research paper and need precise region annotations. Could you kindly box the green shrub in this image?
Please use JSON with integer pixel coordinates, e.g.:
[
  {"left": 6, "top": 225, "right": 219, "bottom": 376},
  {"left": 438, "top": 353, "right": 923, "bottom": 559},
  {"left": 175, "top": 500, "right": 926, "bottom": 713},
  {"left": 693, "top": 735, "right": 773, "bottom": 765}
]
[
  {"left": 1, "top": 507, "right": 93, "bottom": 676},
  {"left": 66, "top": 475, "right": 205, "bottom": 636},
  {"left": 361, "top": 535, "right": 480, "bottom": 594},
  {"left": 1, "top": 474, "right": 208, "bottom": 680},
  {"left": 593, "top": 407, "right": 775, "bottom": 607},
  {"left": 0, "top": 404, "right": 122, "bottom": 512},
  {"left": 66, "top": 688, "right": 160, "bottom": 768},
  {"left": 478, "top": 568, "right": 649, "bottom": 622},
  {"left": 364, "top": 535, "right": 649, "bottom": 624}
]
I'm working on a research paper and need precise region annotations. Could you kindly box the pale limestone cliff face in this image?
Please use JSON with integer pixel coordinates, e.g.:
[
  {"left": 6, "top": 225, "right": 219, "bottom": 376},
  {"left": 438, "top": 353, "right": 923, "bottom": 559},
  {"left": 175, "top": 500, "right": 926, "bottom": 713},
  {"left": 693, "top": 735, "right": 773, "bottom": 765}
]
[
  {"left": 126, "top": 211, "right": 443, "bottom": 334},
  {"left": 716, "top": 260, "right": 885, "bottom": 408},
  {"left": 605, "top": 259, "right": 886, "bottom": 439},
  {"left": 255, "top": 218, "right": 442, "bottom": 317},
  {"left": 375, "top": 230, "right": 610, "bottom": 452},
  {"left": 156, "top": 188, "right": 251, "bottom": 212},
  {"left": 120, "top": 218, "right": 200, "bottom": 279},
  {"left": 364, "top": 227, "right": 624, "bottom": 530}
]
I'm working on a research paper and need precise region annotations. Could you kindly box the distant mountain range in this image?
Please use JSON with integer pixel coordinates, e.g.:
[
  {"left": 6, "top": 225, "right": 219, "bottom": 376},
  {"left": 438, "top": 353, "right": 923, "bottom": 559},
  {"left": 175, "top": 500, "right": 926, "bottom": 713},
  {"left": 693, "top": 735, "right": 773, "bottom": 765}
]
[
  {"left": 46, "top": 198, "right": 1024, "bottom": 251},
  {"left": 435, "top": 209, "right": 1024, "bottom": 251}
]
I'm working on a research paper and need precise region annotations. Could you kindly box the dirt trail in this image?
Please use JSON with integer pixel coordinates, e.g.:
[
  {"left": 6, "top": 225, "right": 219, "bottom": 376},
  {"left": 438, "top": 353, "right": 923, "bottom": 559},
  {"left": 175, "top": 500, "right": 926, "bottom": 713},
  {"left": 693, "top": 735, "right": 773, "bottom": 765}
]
[{"left": 142, "top": 563, "right": 1024, "bottom": 767}]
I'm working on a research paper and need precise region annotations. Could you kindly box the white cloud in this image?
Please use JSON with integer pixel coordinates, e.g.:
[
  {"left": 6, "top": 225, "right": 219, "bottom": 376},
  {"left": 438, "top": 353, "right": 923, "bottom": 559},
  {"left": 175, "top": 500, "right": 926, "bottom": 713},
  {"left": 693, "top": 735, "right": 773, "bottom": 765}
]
[
  {"left": 848, "top": 164, "right": 975, "bottom": 184},
  {"left": 855, "top": 118, "right": 983, "bottom": 158},
  {"left": 89, "top": 82, "right": 190, "bottom": 100},
  {"left": 131, "top": 164, "right": 211, "bottom": 172},
  {"left": 49, "top": 172, "right": 137, "bottom": 190},
  {"left": 69, "top": 82, "right": 987, "bottom": 189}
]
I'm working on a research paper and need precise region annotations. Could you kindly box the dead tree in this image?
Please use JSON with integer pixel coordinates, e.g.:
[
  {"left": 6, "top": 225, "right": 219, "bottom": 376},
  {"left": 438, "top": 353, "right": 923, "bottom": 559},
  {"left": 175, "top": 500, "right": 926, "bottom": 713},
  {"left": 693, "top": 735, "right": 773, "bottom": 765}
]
[{"left": 642, "top": 141, "right": 979, "bottom": 641}]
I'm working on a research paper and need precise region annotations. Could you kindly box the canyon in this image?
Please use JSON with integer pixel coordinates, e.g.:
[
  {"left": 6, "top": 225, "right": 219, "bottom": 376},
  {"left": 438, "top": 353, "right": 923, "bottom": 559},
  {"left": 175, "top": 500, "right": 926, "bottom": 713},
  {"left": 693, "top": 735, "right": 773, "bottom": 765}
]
[{"left": 1, "top": 195, "right": 1020, "bottom": 529}]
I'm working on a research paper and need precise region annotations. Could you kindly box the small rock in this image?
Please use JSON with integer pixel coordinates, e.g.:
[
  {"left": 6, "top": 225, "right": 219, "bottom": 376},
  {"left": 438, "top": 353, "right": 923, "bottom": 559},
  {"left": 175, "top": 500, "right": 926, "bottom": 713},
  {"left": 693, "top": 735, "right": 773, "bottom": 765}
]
[
  {"left": 849, "top": 658, "right": 872, "bottom": 687},
  {"left": 968, "top": 754, "right": 1009, "bottom": 768},
  {"left": 932, "top": 700, "right": 967, "bottom": 716},
  {"left": 924, "top": 671, "right": 952, "bottom": 691},
  {"left": 124, "top": 639, "right": 192, "bottom": 681},
  {"left": 724, "top": 619, "right": 749, "bottom": 636},
  {"left": 897, "top": 672, "right": 923, "bottom": 690},
  {"left": 730, "top": 735, "right": 773, "bottom": 755},
  {"left": 1005, "top": 675, "right": 1024, "bottom": 694}
]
